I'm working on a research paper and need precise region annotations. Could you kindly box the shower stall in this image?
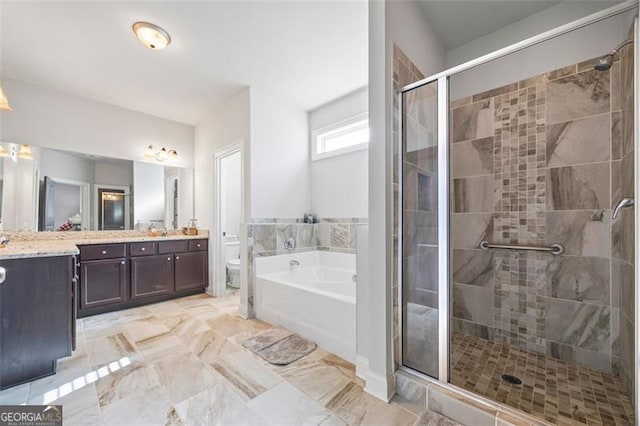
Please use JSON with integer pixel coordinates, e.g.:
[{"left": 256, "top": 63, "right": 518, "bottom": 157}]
[{"left": 398, "top": 3, "right": 638, "bottom": 425}]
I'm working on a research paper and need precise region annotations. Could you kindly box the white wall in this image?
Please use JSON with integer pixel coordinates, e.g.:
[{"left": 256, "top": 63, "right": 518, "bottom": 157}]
[
  {"left": 367, "top": 0, "right": 445, "bottom": 401},
  {"left": 194, "top": 88, "right": 251, "bottom": 298},
  {"left": 194, "top": 88, "right": 251, "bottom": 230},
  {"left": 40, "top": 149, "right": 94, "bottom": 184},
  {"left": 221, "top": 151, "right": 242, "bottom": 237},
  {"left": 387, "top": 0, "right": 445, "bottom": 78},
  {"left": 309, "top": 87, "right": 369, "bottom": 218},
  {"left": 0, "top": 79, "right": 195, "bottom": 169},
  {"left": 94, "top": 161, "right": 133, "bottom": 187},
  {"left": 133, "top": 161, "right": 165, "bottom": 226},
  {"left": 448, "top": 4, "right": 636, "bottom": 100},
  {"left": 2, "top": 157, "right": 37, "bottom": 231},
  {"left": 53, "top": 183, "right": 80, "bottom": 228},
  {"left": 250, "top": 88, "right": 309, "bottom": 219}
]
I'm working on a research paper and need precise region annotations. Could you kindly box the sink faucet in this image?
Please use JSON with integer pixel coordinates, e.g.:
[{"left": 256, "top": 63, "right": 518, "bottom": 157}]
[{"left": 289, "top": 259, "right": 300, "bottom": 267}]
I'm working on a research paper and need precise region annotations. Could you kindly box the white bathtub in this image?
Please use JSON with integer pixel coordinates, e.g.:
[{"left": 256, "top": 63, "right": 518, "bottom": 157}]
[{"left": 255, "top": 251, "right": 356, "bottom": 362}]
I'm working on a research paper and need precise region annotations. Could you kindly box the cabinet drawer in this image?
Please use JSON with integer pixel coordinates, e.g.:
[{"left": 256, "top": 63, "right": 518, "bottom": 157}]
[
  {"left": 158, "top": 240, "right": 188, "bottom": 254},
  {"left": 130, "top": 242, "right": 155, "bottom": 257},
  {"left": 80, "top": 244, "right": 127, "bottom": 261},
  {"left": 189, "top": 240, "right": 208, "bottom": 252}
]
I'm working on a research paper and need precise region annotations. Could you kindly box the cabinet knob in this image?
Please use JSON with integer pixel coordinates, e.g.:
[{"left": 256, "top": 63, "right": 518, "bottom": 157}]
[
  {"left": 176, "top": 256, "right": 180, "bottom": 260},
  {"left": 121, "top": 260, "right": 125, "bottom": 265},
  {"left": 102, "top": 250, "right": 107, "bottom": 255},
  {"left": 0, "top": 266, "right": 6, "bottom": 284},
  {"left": 168, "top": 257, "right": 171, "bottom": 261},
  {"left": 197, "top": 244, "right": 201, "bottom": 248},
  {"left": 141, "top": 247, "right": 146, "bottom": 251}
]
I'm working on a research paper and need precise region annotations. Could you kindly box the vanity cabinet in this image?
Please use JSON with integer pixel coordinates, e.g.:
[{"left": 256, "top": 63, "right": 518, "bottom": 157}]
[
  {"left": 78, "top": 238, "right": 208, "bottom": 317},
  {"left": 131, "top": 255, "right": 174, "bottom": 299},
  {"left": 78, "top": 242, "right": 128, "bottom": 314},
  {"left": 0, "top": 255, "right": 74, "bottom": 389},
  {"left": 175, "top": 251, "right": 208, "bottom": 291}
]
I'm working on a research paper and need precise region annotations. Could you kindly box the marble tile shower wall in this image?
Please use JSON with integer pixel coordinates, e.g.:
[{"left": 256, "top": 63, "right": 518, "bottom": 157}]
[
  {"left": 393, "top": 45, "right": 426, "bottom": 370},
  {"left": 614, "top": 27, "right": 635, "bottom": 399},
  {"left": 242, "top": 218, "right": 367, "bottom": 318},
  {"left": 450, "top": 54, "right": 629, "bottom": 375}
]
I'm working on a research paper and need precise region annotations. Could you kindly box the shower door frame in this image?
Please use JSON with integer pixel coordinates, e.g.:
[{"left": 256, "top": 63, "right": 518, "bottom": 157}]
[{"left": 397, "top": 0, "right": 640, "bottom": 413}]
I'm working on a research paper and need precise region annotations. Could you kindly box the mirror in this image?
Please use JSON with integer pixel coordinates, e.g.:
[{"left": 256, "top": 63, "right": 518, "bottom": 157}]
[{"left": 0, "top": 144, "right": 194, "bottom": 232}]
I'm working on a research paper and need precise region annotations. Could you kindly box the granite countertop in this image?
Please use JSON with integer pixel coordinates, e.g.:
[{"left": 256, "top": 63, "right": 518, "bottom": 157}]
[
  {"left": 0, "top": 231, "right": 209, "bottom": 260},
  {"left": 0, "top": 240, "right": 81, "bottom": 259},
  {"left": 75, "top": 234, "right": 206, "bottom": 245}
]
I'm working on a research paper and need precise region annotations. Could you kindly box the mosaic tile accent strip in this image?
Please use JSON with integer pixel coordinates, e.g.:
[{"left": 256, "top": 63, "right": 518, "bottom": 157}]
[{"left": 450, "top": 332, "right": 634, "bottom": 426}]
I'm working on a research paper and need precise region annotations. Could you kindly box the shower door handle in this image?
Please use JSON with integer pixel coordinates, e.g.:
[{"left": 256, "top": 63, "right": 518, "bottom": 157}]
[{"left": 612, "top": 198, "right": 634, "bottom": 220}]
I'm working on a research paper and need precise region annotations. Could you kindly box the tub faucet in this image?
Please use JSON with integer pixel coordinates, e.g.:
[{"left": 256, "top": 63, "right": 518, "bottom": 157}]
[{"left": 289, "top": 259, "right": 300, "bottom": 267}]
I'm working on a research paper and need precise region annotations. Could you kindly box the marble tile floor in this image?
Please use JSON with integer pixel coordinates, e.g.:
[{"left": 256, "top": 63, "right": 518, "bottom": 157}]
[
  {"left": 450, "top": 332, "right": 634, "bottom": 425},
  {"left": 0, "top": 293, "right": 421, "bottom": 426}
]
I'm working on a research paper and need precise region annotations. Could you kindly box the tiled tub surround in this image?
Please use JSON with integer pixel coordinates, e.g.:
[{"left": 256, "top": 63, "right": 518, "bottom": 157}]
[
  {"left": 446, "top": 50, "right": 635, "bottom": 424},
  {"left": 241, "top": 218, "right": 367, "bottom": 318}
]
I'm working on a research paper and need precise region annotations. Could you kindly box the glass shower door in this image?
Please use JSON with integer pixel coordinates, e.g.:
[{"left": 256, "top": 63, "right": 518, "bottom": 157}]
[{"left": 401, "top": 80, "right": 444, "bottom": 378}]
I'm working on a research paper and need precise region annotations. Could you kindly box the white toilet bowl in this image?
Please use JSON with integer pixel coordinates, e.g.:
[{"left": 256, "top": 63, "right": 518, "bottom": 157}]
[{"left": 226, "top": 258, "right": 241, "bottom": 288}]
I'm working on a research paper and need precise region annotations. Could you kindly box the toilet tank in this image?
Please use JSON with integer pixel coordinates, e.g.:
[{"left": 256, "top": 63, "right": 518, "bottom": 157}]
[{"left": 224, "top": 235, "right": 240, "bottom": 260}]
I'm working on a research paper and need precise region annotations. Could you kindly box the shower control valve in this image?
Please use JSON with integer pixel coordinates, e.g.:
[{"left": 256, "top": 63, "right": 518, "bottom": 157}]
[{"left": 284, "top": 237, "right": 296, "bottom": 251}]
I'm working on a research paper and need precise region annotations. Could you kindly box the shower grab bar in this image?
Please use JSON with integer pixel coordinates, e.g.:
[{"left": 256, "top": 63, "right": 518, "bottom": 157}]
[{"left": 479, "top": 240, "right": 564, "bottom": 255}]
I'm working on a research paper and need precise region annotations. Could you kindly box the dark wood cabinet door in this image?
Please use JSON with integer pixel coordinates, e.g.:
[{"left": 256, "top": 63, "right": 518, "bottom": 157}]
[
  {"left": 79, "top": 258, "right": 128, "bottom": 310},
  {"left": 0, "top": 256, "right": 72, "bottom": 389},
  {"left": 175, "top": 251, "right": 208, "bottom": 291},
  {"left": 131, "top": 255, "right": 174, "bottom": 299}
]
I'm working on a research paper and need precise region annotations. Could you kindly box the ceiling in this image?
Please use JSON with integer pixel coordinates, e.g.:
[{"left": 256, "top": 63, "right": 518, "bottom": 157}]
[
  {"left": 0, "top": 1, "right": 368, "bottom": 125},
  {"left": 419, "top": 0, "right": 620, "bottom": 50},
  {"left": 418, "top": 0, "right": 580, "bottom": 50}
]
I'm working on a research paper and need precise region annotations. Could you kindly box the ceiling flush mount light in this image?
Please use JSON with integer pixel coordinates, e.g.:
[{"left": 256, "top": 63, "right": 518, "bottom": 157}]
[
  {"left": 132, "top": 22, "right": 171, "bottom": 50},
  {"left": 0, "top": 85, "right": 12, "bottom": 111},
  {"left": 144, "top": 145, "right": 177, "bottom": 162}
]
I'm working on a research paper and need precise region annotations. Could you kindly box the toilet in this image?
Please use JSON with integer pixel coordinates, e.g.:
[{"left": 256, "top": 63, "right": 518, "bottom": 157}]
[{"left": 225, "top": 235, "right": 241, "bottom": 288}]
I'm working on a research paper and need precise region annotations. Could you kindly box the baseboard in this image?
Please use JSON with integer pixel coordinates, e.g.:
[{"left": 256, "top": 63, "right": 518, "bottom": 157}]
[
  {"left": 355, "top": 355, "right": 369, "bottom": 381},
  {"left": 364, "top": 369, "right": 395, "bottom": 402}
]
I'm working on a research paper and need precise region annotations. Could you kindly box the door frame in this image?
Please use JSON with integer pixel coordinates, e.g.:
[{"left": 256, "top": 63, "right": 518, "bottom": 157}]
[
  {"left": 212, "top": 141, "right": 245, "bottom": 297},
  {"left": 94, "top": 184, "right": 131, "bottom": 231},
  {"left": 46, "top": 176, "right": 91, "bottom": 231}
]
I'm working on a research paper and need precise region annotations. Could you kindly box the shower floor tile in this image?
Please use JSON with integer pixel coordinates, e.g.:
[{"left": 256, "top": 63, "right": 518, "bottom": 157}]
[{"left": 450, "top": 332, "right": 634, "bottom": 425}]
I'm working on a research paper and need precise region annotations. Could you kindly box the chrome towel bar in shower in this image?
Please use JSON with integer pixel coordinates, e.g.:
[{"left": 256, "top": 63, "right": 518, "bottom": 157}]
[{"left": 479, "top": 240, "right": 564, "bottom": 255}]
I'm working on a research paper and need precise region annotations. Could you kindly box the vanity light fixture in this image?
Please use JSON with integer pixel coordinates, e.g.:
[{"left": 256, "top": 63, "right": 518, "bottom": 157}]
[
  {"left": 132, "top": 22, "right": 171, "bottom": 50},
  {"left": 144, "top": 144, "right": 177, "bottom": 162},
  {"left": 17, "top": 144, "right": 33, "bottom": 160},
  {"left": 0, "top": 85, "right": 12, "bottom": 112}
]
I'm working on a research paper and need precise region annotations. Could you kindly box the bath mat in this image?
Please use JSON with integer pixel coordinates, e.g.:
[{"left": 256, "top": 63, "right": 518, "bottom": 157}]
[
  {"left": 413, "top": 411, "right": 462, "bottom": 426},
  {"left": 243, "top": 328, "right": 293, "bottom": 352},
  {"left": 243, "top": 328, "right": 316, "bottom": 365}
]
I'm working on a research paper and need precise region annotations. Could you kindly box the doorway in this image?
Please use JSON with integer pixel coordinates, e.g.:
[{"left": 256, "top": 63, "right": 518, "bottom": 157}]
[
  {"left": 213, "top": 142, "right": 244, "bottom": 297},
  {"left": 39, "top": 176, "right": 91, "bottom": 231},
  {"left": 94, "top": 184, "right": 131, "bottom": 231}
]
